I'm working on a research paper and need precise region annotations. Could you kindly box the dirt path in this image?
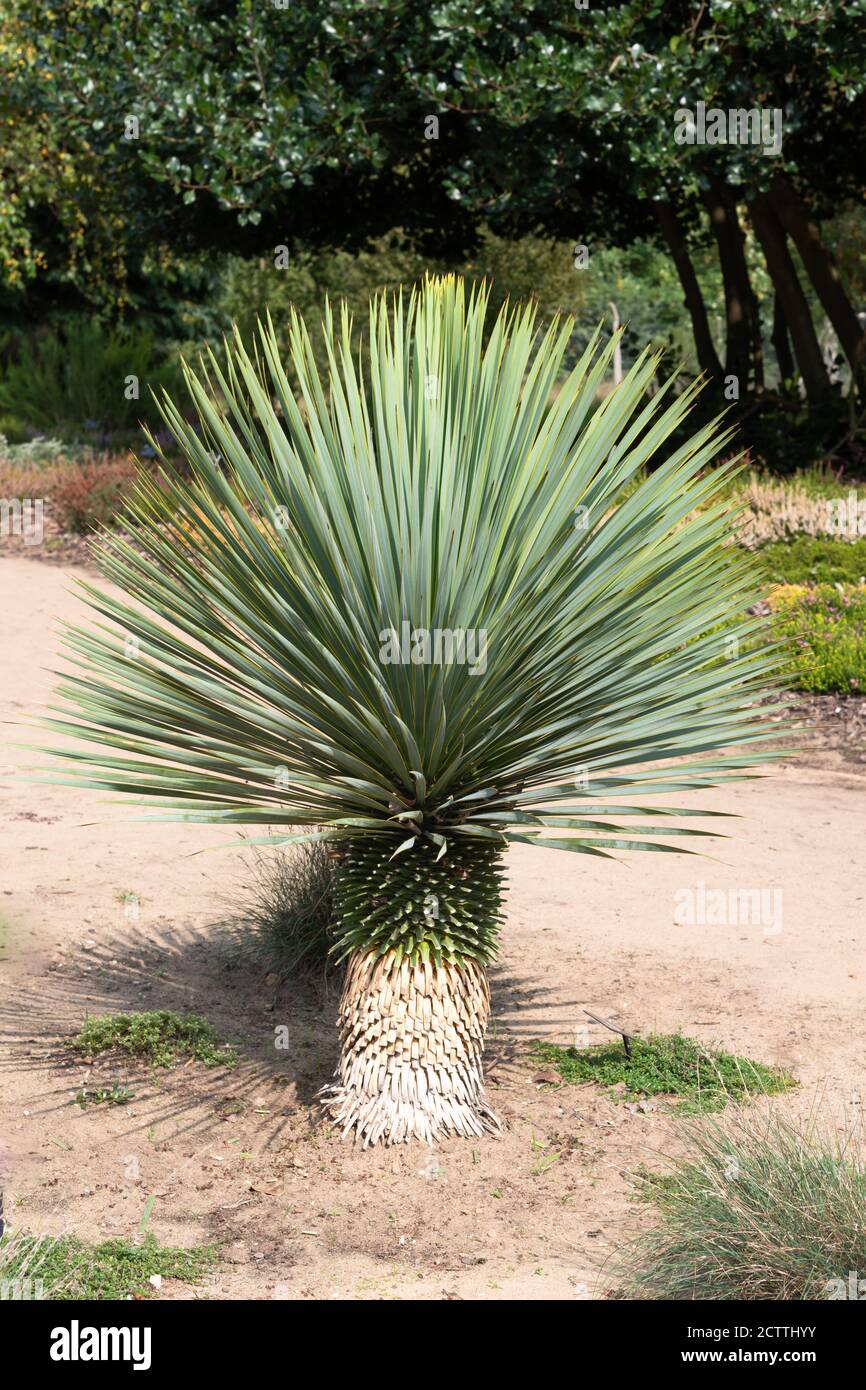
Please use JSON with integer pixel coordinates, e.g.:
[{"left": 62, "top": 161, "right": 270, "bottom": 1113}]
[{"left": 1, "top": 555, "right": 864, "bottom": 1301}]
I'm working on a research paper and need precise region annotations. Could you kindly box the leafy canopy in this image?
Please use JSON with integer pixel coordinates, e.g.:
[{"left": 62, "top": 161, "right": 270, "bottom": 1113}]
[{"left": 47, "top": 276, "right": 778, "bottom": 861}]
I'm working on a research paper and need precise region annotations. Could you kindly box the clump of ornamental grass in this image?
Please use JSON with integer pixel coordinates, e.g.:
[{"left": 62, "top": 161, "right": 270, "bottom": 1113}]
[
  {"left": 232, "top": 840, "right": 338, "bottom": 980},
  {"left": 734, "top": 474, "right": 841, "bottom": 549},
  {"left": 616, "top": 1107, "right": 866, "bottom": 1300},
  {"left": 0, "top": 1227, "right": 71, "bottom": 1300}
]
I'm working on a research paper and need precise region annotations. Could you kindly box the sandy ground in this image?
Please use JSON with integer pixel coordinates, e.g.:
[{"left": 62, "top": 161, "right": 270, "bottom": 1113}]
[{"left": 1, "top": 553, "right": 864, "bottom": 1301}]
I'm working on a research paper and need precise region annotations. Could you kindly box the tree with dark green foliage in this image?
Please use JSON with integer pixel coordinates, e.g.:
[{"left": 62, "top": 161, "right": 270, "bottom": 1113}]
[{"left": 4, "top": 0, "right": 864, "bottom": 420}]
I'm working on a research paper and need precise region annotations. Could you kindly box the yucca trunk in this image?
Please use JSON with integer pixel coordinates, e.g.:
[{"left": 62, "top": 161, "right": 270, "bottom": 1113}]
[{"left": 321, "top": 839, "right": 505, "bottom": 1146}]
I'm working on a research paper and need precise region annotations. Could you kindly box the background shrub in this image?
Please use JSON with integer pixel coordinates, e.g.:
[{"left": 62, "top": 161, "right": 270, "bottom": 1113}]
[
  {"left": 768, "top": 583, "right": 866, "bottom": 693},
  {"left": 49, "top": 458, "right": 138, "bottom": 533},
  {"left": 0, "top": 455, "right": 139, "bottom": 535},
  {"left": 0, "top": 432, "right": 70, "bottom": 464},
  {"left": 0, "top": 318, "right": 181, "bottom": 437}
]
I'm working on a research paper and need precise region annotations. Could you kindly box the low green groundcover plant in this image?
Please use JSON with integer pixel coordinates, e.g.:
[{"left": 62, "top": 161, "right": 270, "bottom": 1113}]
[
  {"left": 0, "top": 1231, "right": 214, "bottom": 1300},
  {"left": 770, "top": 584, "right": 866, "bottom": 694},
  {"left": 617, "top": 1110, "right": 866, "bottom": 1300},
  {"left": 531, "top": 1034, "right": 795, "bottom": 1113},
  {"left": 71, "top": 1010, "right": 236, "bottom": 1068},
  {"left": 758, "top": 537, "right": 866, "bottom": 587}
]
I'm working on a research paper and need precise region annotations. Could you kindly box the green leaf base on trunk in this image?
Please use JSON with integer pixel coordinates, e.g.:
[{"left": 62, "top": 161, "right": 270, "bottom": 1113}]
[{"left": 331, "top": 835, "right": 507, "bottom": 969}]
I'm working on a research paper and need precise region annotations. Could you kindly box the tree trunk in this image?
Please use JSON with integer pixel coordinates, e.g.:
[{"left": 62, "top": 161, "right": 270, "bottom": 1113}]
[
  {"left": 770, "top": 169, "right": 865, "bottom": 383},
  {"left": 654, "top": 200, "right": 723, "bottom": 382},
  {"left": 323, "top": 949, "right": 500, "bottom": 1145},
  {"left": 320, "top": 837, "right": 504, "bottom": 1145},
  {"left": 749, "top": 193, "right": 831, "bottom": 407},
  {"left": 702, "top": 179, "right": 761, "bottom": 392},
  {"left": 772, "top": 292, "right": 795, "bottom": 386}
]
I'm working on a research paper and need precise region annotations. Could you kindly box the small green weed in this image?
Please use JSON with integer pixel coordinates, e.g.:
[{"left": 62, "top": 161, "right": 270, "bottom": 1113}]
[{"left": 73, "top": 1083, "right": 134, "bottom": 1108}]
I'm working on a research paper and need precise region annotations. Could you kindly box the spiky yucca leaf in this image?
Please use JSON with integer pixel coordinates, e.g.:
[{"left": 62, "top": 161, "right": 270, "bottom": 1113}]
[{"left": 45, "top": 278, "right": 778, "bottom": 965}]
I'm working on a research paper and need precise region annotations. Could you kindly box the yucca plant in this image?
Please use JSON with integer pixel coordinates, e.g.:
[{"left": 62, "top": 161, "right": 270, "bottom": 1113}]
[{"left": 44, "top": 277, "right": 780, "bottom": 1146}]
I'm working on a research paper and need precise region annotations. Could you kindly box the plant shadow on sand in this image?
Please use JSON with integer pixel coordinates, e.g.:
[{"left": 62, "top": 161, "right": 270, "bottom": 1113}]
[{"left": 0, "top": 912, "right": 584, "bottom": 1151}]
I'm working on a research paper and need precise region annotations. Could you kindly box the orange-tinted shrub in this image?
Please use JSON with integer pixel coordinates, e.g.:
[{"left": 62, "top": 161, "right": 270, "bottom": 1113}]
[{"left": 46, "top": 458, "right": 139, "bottom": 533}]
